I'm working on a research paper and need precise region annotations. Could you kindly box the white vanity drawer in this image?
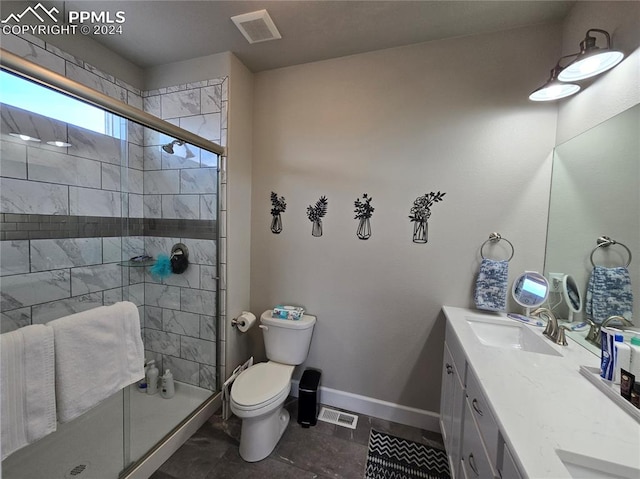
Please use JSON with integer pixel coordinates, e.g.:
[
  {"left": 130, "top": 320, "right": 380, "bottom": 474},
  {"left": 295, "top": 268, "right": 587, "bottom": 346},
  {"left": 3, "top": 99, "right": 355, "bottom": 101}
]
[
  {"left": 461, "top": 399, "right": 497, "bottom": 479},
  {"left": 465, "top": 368, "right": 499, "bottom": 467}
]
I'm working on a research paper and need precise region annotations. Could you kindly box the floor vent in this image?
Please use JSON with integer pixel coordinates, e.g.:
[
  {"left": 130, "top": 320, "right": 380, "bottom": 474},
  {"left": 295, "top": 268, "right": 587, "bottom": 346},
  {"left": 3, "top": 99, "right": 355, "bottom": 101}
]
[
  {"left": 317, "top": 407, "right": 359, "bottom": 429},
  {"left": 66, "top": 463, "right": 88, "bottom": 477}
]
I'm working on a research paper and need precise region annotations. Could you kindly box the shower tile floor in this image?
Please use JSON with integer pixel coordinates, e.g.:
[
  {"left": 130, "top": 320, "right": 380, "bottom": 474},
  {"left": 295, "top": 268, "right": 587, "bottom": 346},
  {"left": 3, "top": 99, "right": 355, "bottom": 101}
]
[
  {"left": 151, "top": 398, "right": 445, "bottom": 479},
  {"left": 2, "top": 382, "right": 211, "bottom": 479}
]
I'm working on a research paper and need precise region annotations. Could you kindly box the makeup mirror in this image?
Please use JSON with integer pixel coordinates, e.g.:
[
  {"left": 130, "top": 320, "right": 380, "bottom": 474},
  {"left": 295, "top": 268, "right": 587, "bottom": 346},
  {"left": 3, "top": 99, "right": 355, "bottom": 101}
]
[
  {"left": 512, "top": 271, "right": 549, "bottom": 316},
  {"left": 562, "top": 274, "right": 582, "bottom": 321}
]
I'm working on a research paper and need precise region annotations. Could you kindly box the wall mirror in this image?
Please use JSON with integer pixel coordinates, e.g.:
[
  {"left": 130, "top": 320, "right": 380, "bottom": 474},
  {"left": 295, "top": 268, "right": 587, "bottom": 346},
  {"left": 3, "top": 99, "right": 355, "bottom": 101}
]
[{"left": 544, "top": 103, "right": 640, "bottom": 355}]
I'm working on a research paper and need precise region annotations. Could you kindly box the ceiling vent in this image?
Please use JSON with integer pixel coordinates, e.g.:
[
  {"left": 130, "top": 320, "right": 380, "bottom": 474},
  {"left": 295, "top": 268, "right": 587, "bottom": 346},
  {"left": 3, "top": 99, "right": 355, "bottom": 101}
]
[{"left": 231, "top": 9, "right": 281, "bottom": 44}]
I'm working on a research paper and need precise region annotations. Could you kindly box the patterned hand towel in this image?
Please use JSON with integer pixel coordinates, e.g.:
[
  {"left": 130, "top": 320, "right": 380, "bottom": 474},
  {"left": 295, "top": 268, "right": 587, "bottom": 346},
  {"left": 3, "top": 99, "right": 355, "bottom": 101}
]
[
  {"left": 585, "top": 266, "right": 634, "bottom": 324},
  {"left": 474, "top": 258, "right": 509, "bottom": 312}
]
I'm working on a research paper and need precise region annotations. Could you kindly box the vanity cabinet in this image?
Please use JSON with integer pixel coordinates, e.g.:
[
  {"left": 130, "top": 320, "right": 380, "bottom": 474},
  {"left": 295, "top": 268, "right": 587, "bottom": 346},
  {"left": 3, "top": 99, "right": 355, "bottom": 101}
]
[
  {"left": 441, "top": 322, "right": 523, "bottom": 479},
  {"left": 440, "top": 323, "right": 466, "bottom": 479}
]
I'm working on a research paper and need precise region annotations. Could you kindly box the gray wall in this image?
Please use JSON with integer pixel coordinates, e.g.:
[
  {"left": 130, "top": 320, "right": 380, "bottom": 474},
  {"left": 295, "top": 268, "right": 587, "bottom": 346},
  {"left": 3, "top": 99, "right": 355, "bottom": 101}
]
[{"left": 249, "top": 24, "right": 560, "bottom": 413}]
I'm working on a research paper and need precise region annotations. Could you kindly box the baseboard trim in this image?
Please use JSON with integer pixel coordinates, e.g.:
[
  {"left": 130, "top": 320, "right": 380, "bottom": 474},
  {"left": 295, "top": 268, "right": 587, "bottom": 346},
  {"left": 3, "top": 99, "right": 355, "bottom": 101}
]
[{"left": 290, "top": 380, "right": 440, "bottom": 433}]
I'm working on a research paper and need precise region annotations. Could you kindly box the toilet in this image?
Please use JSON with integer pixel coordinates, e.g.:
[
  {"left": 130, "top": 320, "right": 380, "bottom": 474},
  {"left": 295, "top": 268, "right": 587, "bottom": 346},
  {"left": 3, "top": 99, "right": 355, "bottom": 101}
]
[{"left": 230, "top": 310, "right": 316, "bottom": 462}]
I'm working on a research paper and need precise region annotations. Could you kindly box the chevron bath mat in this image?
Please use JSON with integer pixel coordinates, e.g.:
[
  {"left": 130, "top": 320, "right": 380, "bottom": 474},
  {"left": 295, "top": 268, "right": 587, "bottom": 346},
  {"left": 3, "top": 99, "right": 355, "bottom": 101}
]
[{"left": 364, "top": 429, "right": 451, "bottom": 479}]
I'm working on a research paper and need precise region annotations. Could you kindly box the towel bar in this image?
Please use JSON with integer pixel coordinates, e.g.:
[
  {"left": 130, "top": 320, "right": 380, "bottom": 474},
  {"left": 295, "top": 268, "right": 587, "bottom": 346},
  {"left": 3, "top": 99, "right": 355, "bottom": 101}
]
[
  {"left": 480, "top": 232, "right": 514, "bottom": 261},
  {"left": 589, "top": 236, "right": 632, "bottom": 267}
]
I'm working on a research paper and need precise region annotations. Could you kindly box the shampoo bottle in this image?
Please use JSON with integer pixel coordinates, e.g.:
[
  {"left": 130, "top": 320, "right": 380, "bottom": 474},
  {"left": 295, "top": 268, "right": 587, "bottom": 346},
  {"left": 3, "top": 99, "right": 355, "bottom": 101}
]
[
  {"left": 160, "top": 369, "right": 175, "bottom": 399},
  {"left": 146, "top": 360, "right": 159, "bottom": 395}
]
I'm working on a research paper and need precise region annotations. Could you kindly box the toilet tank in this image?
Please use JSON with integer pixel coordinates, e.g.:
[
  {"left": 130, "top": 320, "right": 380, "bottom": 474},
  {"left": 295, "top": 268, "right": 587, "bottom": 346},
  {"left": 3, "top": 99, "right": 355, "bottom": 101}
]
[{"left": 260, "top": 310, "right": 316, "bottom": 365}]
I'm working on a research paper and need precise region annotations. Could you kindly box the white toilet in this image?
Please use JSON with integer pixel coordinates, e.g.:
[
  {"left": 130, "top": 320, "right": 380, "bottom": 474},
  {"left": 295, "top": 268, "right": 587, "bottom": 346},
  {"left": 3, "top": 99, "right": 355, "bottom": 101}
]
[{"left": 230, "top": 310, "right": 316, "bottom": 462}]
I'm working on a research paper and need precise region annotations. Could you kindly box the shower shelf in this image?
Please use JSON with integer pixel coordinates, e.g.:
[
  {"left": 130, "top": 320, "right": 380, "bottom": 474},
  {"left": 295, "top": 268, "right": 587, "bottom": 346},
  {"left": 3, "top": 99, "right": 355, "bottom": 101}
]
[{"left": 118, "top": 259, "right": 155, "bottom": 268}]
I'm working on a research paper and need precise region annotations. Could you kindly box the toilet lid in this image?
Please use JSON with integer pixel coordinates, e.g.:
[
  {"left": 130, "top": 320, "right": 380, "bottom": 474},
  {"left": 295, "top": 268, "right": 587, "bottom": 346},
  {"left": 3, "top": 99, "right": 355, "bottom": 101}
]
[{"left": 231, "top": 362, "right": 293, "bottom": 408}]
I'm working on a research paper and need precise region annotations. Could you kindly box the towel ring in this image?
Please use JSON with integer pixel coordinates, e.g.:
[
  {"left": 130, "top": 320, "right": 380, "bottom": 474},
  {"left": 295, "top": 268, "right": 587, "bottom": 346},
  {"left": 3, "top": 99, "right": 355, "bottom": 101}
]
[
  {"left": 590, "top": 236, "right": 632, "bottom": 268},
  {"left": 480, "top": 232, "right": 514, "bottom": 262}
]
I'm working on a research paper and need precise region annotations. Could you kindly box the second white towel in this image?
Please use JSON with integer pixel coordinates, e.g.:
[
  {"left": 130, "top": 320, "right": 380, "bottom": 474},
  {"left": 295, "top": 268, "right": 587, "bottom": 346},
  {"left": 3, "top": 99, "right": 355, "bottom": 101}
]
[
  {"left": 1, "top": 324, "right": 56, "bottom": 460},
  {"left": 48, "top": 301, "right": 145, "bottom": 423}
]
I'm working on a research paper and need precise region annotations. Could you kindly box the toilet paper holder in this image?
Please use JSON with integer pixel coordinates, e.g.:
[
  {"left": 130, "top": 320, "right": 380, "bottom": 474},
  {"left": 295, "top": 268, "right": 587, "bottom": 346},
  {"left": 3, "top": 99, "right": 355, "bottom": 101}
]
[{"left": 232, "top": 311, "right": 256, "bottom": 331}]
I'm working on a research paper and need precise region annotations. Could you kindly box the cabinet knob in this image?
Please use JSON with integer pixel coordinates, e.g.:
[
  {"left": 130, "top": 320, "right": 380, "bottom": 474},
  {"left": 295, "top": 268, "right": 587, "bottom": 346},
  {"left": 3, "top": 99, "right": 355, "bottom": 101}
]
[
  {"left": 472, "top": 398, "right": 484, "bottom": 416},
  {"left": 446, "top": 363, "right": 453, "bottom": 374}
]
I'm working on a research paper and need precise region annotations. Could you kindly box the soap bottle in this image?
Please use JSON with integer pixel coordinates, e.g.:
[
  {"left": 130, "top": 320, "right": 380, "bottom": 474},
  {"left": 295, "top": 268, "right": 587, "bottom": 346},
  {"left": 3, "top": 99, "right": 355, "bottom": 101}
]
[
  {"left": 613, "top": 334, "right": 631, "bottom": 385},
  {"left": 146, "top": 360, "right": 159, "bottom": 395},
  {"left": 137, "top": 360, "right": 148, "bottom": 393},
  {"left": 160, "top": 369, "right": 175, "bottom": 399}
]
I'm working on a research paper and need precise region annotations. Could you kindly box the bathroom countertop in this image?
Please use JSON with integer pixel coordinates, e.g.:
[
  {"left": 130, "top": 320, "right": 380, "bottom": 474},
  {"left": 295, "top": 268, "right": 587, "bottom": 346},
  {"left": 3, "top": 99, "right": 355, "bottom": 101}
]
[{"left": 443, "top": 306, "right": 640, "bottom": 479}]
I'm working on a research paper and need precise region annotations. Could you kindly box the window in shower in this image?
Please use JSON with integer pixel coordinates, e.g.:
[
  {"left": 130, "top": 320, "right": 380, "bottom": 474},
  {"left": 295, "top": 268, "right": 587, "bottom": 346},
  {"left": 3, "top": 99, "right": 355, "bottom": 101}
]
[{"left": 0, "top": 71, "right": 124, "bottom": 138}]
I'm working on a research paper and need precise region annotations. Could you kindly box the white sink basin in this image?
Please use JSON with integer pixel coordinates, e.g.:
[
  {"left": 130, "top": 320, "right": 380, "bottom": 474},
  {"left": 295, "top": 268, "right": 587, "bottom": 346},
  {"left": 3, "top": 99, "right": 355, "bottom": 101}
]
[
  {"left": 557, "top": 450, "right": 640, "bottom": 479},
  {"left": 466, "top": 316, "right": 562, "bottom": 356}
]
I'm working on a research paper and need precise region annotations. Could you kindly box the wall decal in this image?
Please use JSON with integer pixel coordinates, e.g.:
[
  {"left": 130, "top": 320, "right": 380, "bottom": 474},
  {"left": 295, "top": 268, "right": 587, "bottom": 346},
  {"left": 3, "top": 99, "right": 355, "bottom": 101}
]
[
  {"left": 270, "top": 191, "right": 286, "bottom": 234},
  {"left": 354, "top": 193, "right": 374, "bottom": 240},
  {"left": 307, "top": 196, "right": 328, "bottom": 237},
  {"left": 409, "top": 191, "right": 446, "bottom": 243}
]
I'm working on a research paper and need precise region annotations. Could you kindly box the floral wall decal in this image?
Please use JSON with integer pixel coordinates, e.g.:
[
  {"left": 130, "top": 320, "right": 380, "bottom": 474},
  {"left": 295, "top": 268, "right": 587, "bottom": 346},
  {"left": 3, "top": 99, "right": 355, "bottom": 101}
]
[
  {"left": 307, "top": 195, "right": 328, "bottom": 237},
  {"left": 270, "top": 192, "right": 286, "bottom": 234},
  {"left": 354, "top": 193, "right": 374, "bottom": 240},
  {"left": 409, "top": 191, "right": 446, "bottom": 243}
]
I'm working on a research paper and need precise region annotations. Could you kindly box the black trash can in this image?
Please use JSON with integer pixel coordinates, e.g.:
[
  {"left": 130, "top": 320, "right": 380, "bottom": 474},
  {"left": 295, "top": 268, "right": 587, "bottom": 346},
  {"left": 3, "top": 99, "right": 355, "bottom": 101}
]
[{"left": 297, "top": 368, "right": 321, "bottom": 427}]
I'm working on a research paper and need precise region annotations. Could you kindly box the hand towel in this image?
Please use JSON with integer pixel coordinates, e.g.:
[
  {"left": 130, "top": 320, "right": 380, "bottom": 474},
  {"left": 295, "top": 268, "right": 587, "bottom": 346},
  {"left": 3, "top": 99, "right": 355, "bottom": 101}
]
[
  {"left": 1, "top": 324, "right": 56, "bottom": 460},
  {"left": 48, "top": 301, "right": 145, "bottom": 423},
  {"left": 585, "top": 266, "right": 634, "bottom": 324},
  {"left": 474, "top": 258, "right": 509, "bottom": 312}
]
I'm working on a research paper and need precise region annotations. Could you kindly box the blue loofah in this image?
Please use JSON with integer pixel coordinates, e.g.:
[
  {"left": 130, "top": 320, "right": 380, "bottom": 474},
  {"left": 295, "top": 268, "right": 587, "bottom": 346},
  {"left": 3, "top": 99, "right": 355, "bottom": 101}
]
[{"left": 150, "top": 254, "right": 172, "bottom": 280}]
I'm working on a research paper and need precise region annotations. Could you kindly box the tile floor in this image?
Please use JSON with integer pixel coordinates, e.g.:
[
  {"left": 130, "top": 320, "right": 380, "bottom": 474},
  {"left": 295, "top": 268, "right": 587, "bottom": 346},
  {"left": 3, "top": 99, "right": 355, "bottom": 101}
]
[{"left": 150, "top": 397, "right": 445, "bottom": 479}]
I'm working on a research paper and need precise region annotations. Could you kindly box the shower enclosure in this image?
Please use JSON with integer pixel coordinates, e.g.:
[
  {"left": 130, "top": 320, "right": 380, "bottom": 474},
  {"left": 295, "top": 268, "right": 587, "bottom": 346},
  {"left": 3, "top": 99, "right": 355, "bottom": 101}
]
[{"left": 1, "top": 49, "right": 224, "bottom": 478}]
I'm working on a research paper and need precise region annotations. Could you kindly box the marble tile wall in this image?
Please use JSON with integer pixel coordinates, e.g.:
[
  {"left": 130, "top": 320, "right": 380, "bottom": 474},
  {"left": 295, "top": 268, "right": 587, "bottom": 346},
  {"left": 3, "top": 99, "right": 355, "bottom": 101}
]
[
  {"left": 0, "top": 236, "right": 145, "bottom": 331},
  {"left": 140, "top": 79, "right": 227, "bottom": 390},
  {"left": 141, "top": 236, "right": 218, "bottom": 390},
  {"left": 0, "top": 32, "right": 228, "bottom": 392},
  {"left": 1, "top": 105, "right": 144, "bottom": 219}
]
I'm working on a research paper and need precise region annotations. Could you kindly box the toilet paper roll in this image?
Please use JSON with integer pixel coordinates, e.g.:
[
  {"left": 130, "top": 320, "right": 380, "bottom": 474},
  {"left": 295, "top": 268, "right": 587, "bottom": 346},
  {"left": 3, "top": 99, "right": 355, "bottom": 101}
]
[{"left": 236, "top": 311, "right": 256, "bottom": 332}]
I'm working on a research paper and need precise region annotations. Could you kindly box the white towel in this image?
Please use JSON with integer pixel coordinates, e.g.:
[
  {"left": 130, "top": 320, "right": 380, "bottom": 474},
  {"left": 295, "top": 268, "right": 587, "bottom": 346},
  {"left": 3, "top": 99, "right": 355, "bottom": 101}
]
[
  {"left": 48, "top": 301, "right": 145, "bottom": 423},
  {"left": 1, "top": 324, "right": 56, "bottom": 460}
]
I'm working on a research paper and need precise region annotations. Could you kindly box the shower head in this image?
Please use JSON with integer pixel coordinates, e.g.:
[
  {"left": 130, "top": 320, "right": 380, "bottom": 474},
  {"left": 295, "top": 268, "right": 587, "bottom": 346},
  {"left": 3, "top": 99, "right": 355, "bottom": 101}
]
[{"left": 162, "top": 140, "right": 184, "bottom": 154}]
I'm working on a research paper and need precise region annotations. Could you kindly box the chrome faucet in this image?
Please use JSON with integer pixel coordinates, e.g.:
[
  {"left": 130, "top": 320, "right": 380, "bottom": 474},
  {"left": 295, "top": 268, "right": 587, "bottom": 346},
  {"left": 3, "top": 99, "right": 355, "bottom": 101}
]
[
  {"left": 586, "top": 315, "right": 634, "bottom": 348},
  {"left": 531, "top": 307, "right": 568, "bottom": 346}
]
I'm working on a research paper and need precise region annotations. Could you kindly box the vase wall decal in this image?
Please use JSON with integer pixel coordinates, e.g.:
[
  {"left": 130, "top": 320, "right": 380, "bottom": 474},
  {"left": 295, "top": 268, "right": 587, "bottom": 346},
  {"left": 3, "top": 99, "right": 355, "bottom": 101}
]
[
  {"left": 270, "top": 213, "right": 282, "bottom": 234},
  {"left": 270, "top": 192, "right": 286, "bottom": 234},
  {"left": 357, "top": 217, "right": 371, "bottom": 240},
  {"left": 412, "top": 219, "right": 428, "bottom": 243},
  {"left": 354, "top": 193, "right": 374, "bottom": 240},
  {"left": 409, "top": 191, "right": 446, "bottom": 244},
  {"left": 307, "top": 196, "right": 328, "bottom": 237},
  {"left": 312, "top": 220, "right": 323, "bottom": 237}
]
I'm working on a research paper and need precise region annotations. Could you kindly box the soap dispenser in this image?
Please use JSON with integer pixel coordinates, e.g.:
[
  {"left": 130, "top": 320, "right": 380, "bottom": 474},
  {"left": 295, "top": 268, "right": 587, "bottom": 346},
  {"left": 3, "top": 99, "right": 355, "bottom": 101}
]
[
  {"left": 160, "top": 369, "right": 175, "bottom": 399},
  {"left": 146, "top": 360, "right": 159, "bottom": 395}
]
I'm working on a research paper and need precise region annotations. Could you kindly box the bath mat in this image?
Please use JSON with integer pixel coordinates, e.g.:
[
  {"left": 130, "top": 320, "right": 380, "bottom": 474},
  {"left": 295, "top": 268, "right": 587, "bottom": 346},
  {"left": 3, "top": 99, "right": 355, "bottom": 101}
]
[{"left": 364, "top": 429, "right": 450, "bottom": 479}]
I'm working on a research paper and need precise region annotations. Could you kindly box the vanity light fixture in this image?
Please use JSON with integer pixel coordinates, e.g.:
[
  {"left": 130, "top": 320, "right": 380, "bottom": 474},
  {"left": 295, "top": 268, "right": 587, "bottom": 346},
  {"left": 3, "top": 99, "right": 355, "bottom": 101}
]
[
  {"left": 46, "top": 140, "right": 72, "bottom": 147},
  {"left": 557, "top": 29, "right": 624, "bottom": 82},
  {"left": 9, "top": 132, "right": 41, "bottom": 142},
  {"left": 529, "top": 59, "right": 580, "bottom": 102}
]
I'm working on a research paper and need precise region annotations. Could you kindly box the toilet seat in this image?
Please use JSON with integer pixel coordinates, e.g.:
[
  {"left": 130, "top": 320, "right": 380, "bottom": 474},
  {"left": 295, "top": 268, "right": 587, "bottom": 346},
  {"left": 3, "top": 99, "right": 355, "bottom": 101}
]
[{"left": 231, "top": 362, "right": 294, "bottom": 412}]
